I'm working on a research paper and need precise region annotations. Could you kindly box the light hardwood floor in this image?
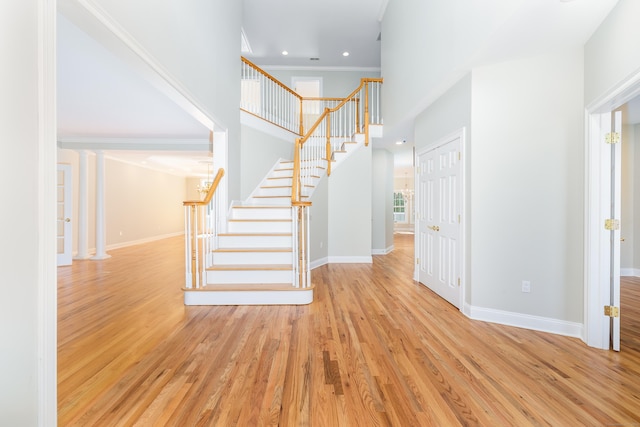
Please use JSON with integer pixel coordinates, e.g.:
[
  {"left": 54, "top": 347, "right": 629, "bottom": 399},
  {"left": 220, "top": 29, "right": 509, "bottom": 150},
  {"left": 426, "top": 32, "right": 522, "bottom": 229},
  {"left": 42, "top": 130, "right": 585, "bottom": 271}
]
[{"left": 58, "top": 234, "right": 640, "bottom": 426}]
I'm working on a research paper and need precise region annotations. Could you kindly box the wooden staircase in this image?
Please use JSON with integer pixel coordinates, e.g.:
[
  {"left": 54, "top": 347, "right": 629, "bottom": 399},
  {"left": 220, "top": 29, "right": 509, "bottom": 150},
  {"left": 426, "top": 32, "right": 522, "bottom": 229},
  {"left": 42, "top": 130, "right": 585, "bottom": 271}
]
[
  {"left": 183, "top": 160, "right": 316, "bottom": 305},
  {"left": 183, "top": 130, "right": 380, "bottom": 306}
]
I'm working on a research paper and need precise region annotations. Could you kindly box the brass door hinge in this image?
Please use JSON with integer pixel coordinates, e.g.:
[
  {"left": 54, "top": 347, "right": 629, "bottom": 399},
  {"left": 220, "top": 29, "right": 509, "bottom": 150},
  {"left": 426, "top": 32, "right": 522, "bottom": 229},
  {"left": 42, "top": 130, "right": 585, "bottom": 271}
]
[
  {"left": 416, "top": 258, "right": 419, "bottom": 265},
  {"left": 604, "top": 219, "right": 620, "bottom": 231},
  {"left": 605, "top": 132, "right": 620, "bottom": 144},
  {"left": 458, "top": 278, "right": 461, "bottom": 286},
  {"left": 604, "top": 305, "right": 620, "bottom": 317}
]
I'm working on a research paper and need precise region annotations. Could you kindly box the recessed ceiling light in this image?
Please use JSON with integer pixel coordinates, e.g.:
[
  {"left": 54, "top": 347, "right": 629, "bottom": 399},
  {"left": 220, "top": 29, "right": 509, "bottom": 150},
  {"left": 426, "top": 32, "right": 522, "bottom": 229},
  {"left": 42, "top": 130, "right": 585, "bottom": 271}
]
[
  {"left": 281, "top": 50, "right": 288, "bottom": 56},
  {"left": 342, "top": 51, "right": 350, "bottom": 57}
]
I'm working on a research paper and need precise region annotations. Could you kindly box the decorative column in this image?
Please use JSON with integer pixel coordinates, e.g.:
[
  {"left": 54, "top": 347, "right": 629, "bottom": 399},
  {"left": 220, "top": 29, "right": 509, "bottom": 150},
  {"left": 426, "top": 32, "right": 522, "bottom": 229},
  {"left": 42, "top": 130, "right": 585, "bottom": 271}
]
[
  {"left": 74, "top": 150, "right": 90, "bottom": 259},
  {"left": 91, "top": 150, "right": 111, "bottom": 260}
]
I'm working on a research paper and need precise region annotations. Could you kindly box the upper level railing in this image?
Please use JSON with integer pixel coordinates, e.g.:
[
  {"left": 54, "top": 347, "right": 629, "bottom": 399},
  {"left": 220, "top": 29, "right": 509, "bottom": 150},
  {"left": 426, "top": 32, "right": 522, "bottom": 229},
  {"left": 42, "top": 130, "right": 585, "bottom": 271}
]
[
  {"left": 182, "top": 168, "right": 225, "bottom": 289},
  {"left": 291, "top": 78, "right": 383, "bottom": 205},
  {"left": 241, "top": 57, "right": 303, "bottom": 135}
]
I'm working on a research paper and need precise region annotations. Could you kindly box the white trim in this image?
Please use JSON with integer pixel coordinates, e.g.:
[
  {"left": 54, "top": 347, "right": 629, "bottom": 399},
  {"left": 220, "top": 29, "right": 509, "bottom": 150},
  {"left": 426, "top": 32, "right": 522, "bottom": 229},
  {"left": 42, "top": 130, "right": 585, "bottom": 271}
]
[
  {"left": 327, "top": 256, "right": 373, "bottom": 264},
  {"left": 310, "top": 257, "right": 329, "bottom": 270},
  {"left": 372, "top": 245, "right": 394, "bottom": 255},
  {"left": 105, "top": 232, "right": 184, "bottom": 251},
  {"left": 38, "top": 0, "right": 57, "bottom": 423},
  {"left": 584, "top": 67, "right": 640, "bottom": 350},
  {"left": 465, "top": 304, "right": 583, "bottom": 339},
  {"left": 621, "top": 268, "right": 640, "bottom": 277},
  {"left": 58, "top": 137, "right": 210, "bottom": 151}
]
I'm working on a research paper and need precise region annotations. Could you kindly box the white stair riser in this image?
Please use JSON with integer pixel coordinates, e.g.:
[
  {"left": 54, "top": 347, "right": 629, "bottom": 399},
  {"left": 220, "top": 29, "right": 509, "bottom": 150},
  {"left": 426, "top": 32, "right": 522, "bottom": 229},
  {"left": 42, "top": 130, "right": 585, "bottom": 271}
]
[
  {"left": 218, "top": 234, "right": 292, "bottom": 248},
  {"left": 266, "top": 177, "right": 292, "bottom": 186},
  {"left": 248, "top": 197, "right": 291, "bottom": 206},
  {"left": 256, "top": 187, "right": 292, "bottom": 197},
  {"left": 227, "top": 221, "right": 291, "bottom": 233},
  {"left": 207, "top": 269, "right": 292, "bottom": 284},
  {"left": 212, "top": 251, "right": 292, "bottom": 265},
  {"left": 271, "top": 169, "right": 293, "bottom": 178},
  {"left": 230, "top": 207, "right": 292, "bottom": 220},
  {"left": 184, "top": 288, "right": 313, "bottom": 306}
]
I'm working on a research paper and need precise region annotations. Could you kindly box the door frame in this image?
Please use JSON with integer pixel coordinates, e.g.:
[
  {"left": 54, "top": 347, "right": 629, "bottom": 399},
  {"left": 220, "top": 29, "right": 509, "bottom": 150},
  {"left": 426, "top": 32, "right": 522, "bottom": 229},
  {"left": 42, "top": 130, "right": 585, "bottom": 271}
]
[
  {"left": 585, "top": 70, "right": 640, "bottom": 349},
  {"left": 414, "top": 128, "right": 467, "bottom": 310}
]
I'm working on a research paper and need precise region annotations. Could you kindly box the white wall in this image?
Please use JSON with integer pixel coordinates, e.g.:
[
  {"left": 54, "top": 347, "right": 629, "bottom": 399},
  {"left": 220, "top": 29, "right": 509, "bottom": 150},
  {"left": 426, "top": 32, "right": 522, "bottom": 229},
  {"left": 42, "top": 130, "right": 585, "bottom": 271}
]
[
  {"left": 268, "top": 69, "right": 380, "bottom": 98},
  {"left": 470, "top": 50, "right": 585, "bottom": 321},
  {"left": 328, "top": 147, "right": 372, "bottom": 260},
  {"left": 414, "top": 73, "right": 471, "bottom": 302},
  {"left": 310, "top": 175, "right": 329, "bottom": 264},
  {"left": 57, "top": 149, "right": 187, "bottom": 252},
  {"left": 105, "top": 158, "right": 185, "bottom": 246},
  {"left": 372, "top": 149, "right": 395, "bottom": 253},
  {"left": 381, "top": 0, "right": 524, "bottom": 130},
  {"left": 0, "top": 1, "right": 51, "bottom": 424},
  {"left": 240, "top": 124, "right": 294, "bottom": 200},
  {"left": 584, "top": 0, "right": 640, "bottom": 107}
]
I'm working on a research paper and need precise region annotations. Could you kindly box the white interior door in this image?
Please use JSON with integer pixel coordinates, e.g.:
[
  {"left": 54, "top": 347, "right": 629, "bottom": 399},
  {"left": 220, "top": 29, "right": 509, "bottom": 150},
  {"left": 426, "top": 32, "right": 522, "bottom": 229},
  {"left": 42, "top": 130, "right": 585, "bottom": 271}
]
[
  {"left": 57, "top": 164, "right": 73, "bottom": 266},
  {"left": 416, "top": 137, "right": 461, "bottom": 307}
]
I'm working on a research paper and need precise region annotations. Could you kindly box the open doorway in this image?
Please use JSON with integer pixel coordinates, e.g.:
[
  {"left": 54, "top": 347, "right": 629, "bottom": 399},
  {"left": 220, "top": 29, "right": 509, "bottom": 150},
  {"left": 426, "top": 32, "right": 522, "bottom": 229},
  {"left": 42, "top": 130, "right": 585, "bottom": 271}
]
[{"left": 585, "top": 74, "right": 640, "bottom": 351}]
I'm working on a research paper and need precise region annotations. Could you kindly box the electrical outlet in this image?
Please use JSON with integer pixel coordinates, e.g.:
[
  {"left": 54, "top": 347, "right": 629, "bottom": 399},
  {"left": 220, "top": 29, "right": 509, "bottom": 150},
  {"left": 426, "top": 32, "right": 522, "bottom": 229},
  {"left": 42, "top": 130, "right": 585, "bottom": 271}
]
[{"left": 522, "top": 280, "right": 531, "bottom": 293}]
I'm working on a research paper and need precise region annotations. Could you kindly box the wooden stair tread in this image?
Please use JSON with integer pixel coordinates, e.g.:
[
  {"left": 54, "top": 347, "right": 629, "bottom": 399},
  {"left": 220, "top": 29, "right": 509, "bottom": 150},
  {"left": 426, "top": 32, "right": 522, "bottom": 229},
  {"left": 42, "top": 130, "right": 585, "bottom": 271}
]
[
  {"left": 208, "top": 264, "right": 292, "bottom": 271},
  {"left": 213, "top": 247, "right": 292, "bottom": 253},
  {"left": 231, "top": 205, "right": 289, "bottom": 209},
  {"left": 252, "top": 195, "right": 308, "bottom": 199},
  {"left": 228, "top": 219, "right": 292, "bottom": 222},
  {"left": 218, "top": 232, "right": 292, "bottom": 236}
]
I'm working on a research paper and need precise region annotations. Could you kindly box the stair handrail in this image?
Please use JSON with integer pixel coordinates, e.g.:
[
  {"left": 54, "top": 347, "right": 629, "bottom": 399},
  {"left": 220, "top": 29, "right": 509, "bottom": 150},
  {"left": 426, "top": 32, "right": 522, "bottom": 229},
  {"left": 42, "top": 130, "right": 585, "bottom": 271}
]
[
  {"left": 241, "top": 57, "right": 304, "bottom": 135},
  {"left": 182, "top": 168, "right": 225, "bottom": 289},
  {"left": 292, "top": 77, "right": 383, "bottom": 204}
]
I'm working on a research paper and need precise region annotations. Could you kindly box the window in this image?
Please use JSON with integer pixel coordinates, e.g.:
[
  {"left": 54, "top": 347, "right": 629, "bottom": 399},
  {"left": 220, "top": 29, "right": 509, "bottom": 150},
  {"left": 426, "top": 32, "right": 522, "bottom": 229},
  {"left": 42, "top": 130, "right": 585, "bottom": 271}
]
[{"left": 394, "top": 192, "right": 406, "bottom": 223}]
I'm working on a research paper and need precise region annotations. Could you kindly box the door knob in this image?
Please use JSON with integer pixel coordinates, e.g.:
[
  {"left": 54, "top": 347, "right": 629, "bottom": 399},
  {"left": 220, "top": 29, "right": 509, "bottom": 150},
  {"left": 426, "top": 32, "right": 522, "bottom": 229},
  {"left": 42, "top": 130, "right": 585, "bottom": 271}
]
[
  {"left": 428, "top": 225, "right": 439, "bottom": 232},
  {"left": 65, "top": 218, "right": 71, "bottom": 223}
]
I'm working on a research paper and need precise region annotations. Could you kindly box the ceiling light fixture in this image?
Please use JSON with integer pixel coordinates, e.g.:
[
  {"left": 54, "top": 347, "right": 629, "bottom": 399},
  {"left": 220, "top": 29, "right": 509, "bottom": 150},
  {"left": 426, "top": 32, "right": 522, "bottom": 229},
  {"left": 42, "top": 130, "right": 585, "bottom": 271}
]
[
  {"left": 342, "top": 51, "right": 350, "bottom": 57},
  {"left": 281, "top": 50, "right": 288, "bottom": 56},
  {"left": 395, "top": 139, "right": 406, "bottom": 145}
]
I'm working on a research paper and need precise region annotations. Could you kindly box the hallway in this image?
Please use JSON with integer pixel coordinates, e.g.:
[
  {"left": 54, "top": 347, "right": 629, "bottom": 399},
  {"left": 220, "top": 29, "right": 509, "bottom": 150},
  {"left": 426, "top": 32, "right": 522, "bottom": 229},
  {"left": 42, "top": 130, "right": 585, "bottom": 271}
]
[{"left": 58, "top": 234, "right": 640, "bottom": 425}]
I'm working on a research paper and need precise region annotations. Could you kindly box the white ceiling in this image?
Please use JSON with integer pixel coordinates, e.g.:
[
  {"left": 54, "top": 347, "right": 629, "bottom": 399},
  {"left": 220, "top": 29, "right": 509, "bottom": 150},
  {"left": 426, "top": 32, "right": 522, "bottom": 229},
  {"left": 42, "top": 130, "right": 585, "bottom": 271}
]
[
  {"left": 58, "top": 0, "right": 640, "bottom": 178},
  {"left": 242, "top": 0, "right": 386, "bottom": 69}
]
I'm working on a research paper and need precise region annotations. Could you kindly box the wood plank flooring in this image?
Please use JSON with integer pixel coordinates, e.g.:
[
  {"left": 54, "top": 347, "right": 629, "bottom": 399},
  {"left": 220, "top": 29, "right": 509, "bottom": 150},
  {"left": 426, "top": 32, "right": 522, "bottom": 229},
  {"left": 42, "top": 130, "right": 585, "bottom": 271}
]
[{"left": 58, "top": 234, "right": 640, "bottom": 426}]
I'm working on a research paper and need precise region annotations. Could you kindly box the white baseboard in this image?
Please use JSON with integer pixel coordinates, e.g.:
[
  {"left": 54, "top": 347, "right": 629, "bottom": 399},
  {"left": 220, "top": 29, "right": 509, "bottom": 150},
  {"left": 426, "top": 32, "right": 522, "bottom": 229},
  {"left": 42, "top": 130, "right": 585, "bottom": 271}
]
[
  {"left": 76, "top": 232, "right": 184, "bottom": 257},
  {"left": 310, "top": 257, "right": 329, "bottom": 270},
  {"left": 106, "top": 231, "right": 183, "bottom": 251},
  {"left": 327, "top": 255, "right": 373, "bottom": 264},
  {"left": 372, "top": 245, "right": 394, "bottom": 255},
  {"left": 464, "top": 303, "right": 583, "bottom": 339},
  {"left": 621, "top": 268, "right": 640, "bottom": 277}
]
